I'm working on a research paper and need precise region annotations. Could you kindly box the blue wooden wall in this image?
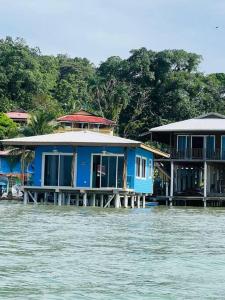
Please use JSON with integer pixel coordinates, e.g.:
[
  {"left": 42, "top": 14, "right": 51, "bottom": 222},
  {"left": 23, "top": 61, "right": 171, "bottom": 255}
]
[
  {"left": 0, "top": 156, "right": 22, "bottom": 174},
  {"left": 33, "top": 145, "right": 154, "bottom": 194}
]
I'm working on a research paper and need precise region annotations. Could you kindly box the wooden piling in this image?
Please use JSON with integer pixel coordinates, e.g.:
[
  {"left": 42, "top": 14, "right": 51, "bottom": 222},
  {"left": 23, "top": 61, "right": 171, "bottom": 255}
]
[{"left": 83, "top": 193, "right": 87, "bottom": 207}]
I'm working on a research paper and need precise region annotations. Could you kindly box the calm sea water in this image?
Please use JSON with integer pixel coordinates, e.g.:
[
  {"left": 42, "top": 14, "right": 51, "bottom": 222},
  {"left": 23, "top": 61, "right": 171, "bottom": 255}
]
[{"left": 0, "top": 203, "right": 225, "bottom": 300}]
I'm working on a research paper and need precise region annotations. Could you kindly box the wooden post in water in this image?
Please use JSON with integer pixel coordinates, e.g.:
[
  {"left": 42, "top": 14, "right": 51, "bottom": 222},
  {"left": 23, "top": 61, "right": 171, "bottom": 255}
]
[
  {"left": 67, "top": 194, "right": 71, "bottom": 206},
  {"left": 100, "top": 194, "right": 104, "bottom": 208},
  {"left": 115, "top": 193, "right": 120, "bottom": 208},
  {"left": 76, "top": 194, "right": 79, "bottom": 206},
  {"left": 54, "top": 193, "right": 57, "bottom": 205},
  {"left": 131, "top": 195, "right": 135, "bottom": 208},
  {"left": 124, "top": 195, "right": 128, "bottom": 208},
  {"left": 58, "top": 193, "right": 62, "bottom": 206},
  {"left": 142, "top": 195, "right": 146, "bottom": 208},
  {"left": 137, "top": 195, "right": 141, "bottom": 208},
  {"left": 24, "top": 191, "right": 28, "bottom": 205},
  {"left": 91, "top": 194, "right": 96, "bottom": 207},
  {"left": 83, "top": 193, "right": 87, "bottom": 207}
]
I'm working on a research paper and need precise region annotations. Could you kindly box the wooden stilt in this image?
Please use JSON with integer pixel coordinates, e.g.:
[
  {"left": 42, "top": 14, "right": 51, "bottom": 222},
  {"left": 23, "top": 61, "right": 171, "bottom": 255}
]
[
  {"left": 76, "top": 194, "right": 79, "bottom": 206},
  {"left": 131, "top": 195, "right": 135, "bottom": 208},
  {"left": 58, "top": 193, "right": 62, "bottom": 206},
  {"left": 24, "top": 191, "right": 28, "bottom": 205},
  {"left": 34, "top": 192, "right": 38, "bottom": 203},
  {"left": 67, "top": 194, "right": 71, "bottom": 206},
  {"left": 100, "top": 194, "right": 104, "bottom": 208},
  {"left": 137, "top": 195, "right": 141, "bottom": 208},
  {"left": 44, "top": 192, "right": 48, "bottom": 204},
  {"left": 54, "top": 193, "right": 57, "bottom": 205},
  {"left": 115, "top": 194, "right": 120, "bottom": 208},
  {"left": 91, "top": 194, "right": 96, "bottom": 207},
  {"left": 83, "top": 193, "right": 87, "bottom": 207},
  {"left": 142, "top": 195, "right": 146, "bottom": 208},
  {"left": 124, "top": 195, "right": 128, "bottom": 208}
]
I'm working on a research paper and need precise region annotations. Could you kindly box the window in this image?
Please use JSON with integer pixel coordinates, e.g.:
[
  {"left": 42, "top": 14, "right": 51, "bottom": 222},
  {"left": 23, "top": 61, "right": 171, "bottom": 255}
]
[
  {"left": 141, "top": 158, "right": 147, "bottom": 178},
  {"left": 149, "top": 159, "right": 153, "bottom": 178},
  {"left": 43, "top": 153, "right": 74, "bottom": 187},
  {"left": 136, "top": 156, "right": 148, "bottom": 179},
  {"left": 136, "top": 156, "right": 141, "bottom": 177},
  {"left": 92, "top": 154, "right": 124, "bottom": 188}
]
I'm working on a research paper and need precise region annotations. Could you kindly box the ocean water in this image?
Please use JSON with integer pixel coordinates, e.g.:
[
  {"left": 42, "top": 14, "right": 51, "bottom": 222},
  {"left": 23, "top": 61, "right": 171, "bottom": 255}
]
[{"left": 0, "top": 203, "right": 225, "bottom": 299}]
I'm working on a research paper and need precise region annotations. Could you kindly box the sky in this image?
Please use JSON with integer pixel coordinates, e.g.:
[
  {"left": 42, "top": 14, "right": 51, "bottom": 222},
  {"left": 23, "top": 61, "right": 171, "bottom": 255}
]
[{"left": 0, "top": 0, "right": 224, "bottom": 73}]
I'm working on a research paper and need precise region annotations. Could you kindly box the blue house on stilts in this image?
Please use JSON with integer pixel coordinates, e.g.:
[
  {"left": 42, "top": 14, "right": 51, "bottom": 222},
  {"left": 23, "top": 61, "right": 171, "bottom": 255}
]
[{"left": 1, "top": 131, "right": 168, "bottom": 207}]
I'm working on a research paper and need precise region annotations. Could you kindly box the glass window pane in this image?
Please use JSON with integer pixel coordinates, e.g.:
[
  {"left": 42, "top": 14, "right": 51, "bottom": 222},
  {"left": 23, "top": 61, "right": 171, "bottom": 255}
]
[
  {"left": 44, "top": 155, "right": 59, "bottom": 186},
  {"left": 92, "top": 155, "right": 101, "bottom": 188},
  {"left": 136, "top": 157, "right": 141, "bottom": 177},
  {"left": 101, "top": 156, "right": 109, "bottom": 188},
  {"left": 142, "top": 159, "right": 146, "bottom": 178},
  {"left": 59, "top": 155, "right": 73, "bottom": 186},
  {"left": 108, "top": 156, "right": 117, "bottom": 187},
  {"left": 117, "top": 156, "right": 124, "bottom": 188}
]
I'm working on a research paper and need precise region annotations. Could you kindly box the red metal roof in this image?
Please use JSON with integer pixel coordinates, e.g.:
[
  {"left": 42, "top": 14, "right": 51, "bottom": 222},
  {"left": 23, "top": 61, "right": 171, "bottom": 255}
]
[
  {"left": 6, "top": 112, "right": 29, "bottom": 120},
  {"left": 57, "top": 114, "right": 116, "bottom": 126}
]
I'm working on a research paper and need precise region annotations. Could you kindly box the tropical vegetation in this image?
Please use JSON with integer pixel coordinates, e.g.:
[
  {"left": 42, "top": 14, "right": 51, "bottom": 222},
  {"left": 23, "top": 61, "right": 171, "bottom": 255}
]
[{"left": 0, "top": 36, "right": 225, "bottom": 140}]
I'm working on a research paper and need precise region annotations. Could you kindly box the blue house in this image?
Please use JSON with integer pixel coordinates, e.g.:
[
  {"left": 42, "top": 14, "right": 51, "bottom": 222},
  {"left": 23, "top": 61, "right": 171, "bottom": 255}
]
[{"left": 1, "top": 131, "right": 168, "bottom": 207}]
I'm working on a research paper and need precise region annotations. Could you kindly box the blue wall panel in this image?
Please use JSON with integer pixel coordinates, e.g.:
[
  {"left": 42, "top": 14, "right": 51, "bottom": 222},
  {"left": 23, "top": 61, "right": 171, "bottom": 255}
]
[{"left": 33, "top": 145, "right": 154, "bottom": 194}]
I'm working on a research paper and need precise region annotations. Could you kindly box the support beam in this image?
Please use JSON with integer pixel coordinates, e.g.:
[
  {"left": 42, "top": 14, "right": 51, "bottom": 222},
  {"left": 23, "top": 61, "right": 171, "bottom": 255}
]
[
  {"left": 100, "top": 194, "right": 104, "bottom": 208},
  {"left": 137, "top": 195, "right": 141, "bottom": 208},
  {"left": 44, "top": 192, "right": 48, "bottom": 204},
  {"left": 204, "top": 161, "right": 207, "bottom": 198},
  {"left": 83, "top": 193, "right": 87, "bottom": 207},
  {"left": 124, "top": 195, "right": 128, "bottom": 208},
  {"left": 115, "top": 194, "right": 120, "bottom": 208},
  {"left": 23, "top": 191, "right": 28, "bottom": 205},
  {"left": 142, "top": 195, "right": 146, "bottom": 208},
  {"left": 91, "top": 194, "right": 96, "bottom": 207},
  {"left": 28, "top": 191, "right": 38, "bottom": 204},
  {"left": 76, "top": 194, "right": 79, "bottom": 206},
  {"left": 67, "top": 194, "right": 71, "bottom": 206},
  {"left": 170, "top": 161, "right": 174, "bottom": 198},
  {"left": 54, "top": 193, "right": 57, "bottom": 205},
  {"left": 58, "top": 193, "right": 62, "bottom": 206},
  {"left": 131, "top": 195, "right": 135, "bottom": 208}
]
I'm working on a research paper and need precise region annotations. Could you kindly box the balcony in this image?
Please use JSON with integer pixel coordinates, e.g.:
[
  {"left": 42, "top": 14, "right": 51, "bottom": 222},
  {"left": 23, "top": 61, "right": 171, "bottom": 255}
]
[{"left": 169, "top": 148, "right": 225, "bottom": 160}]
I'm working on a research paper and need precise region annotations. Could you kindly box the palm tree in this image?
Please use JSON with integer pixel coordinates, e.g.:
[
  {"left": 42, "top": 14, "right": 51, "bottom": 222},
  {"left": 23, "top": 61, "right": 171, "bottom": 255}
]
[
  {"left": 23, "top": 110, "right": 57, "bottom": 136},
  {"left": 7, "top": 148, "right": 34, "bottom": 186}
]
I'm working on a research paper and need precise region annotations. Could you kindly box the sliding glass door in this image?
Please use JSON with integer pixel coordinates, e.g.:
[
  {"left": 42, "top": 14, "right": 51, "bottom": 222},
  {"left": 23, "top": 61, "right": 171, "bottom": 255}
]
[
  {"left": 92, "top": 155, "right": 124, "bottom": 188},
  {"left": 43, "top": 154, "right": 74, "bottom": 186}
]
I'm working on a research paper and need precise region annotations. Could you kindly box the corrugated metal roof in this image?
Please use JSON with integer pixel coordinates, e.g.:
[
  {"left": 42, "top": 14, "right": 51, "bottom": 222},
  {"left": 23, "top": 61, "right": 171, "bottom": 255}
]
[
  {"left": 150, "top": 113, "right": 225, "bottom": 132},
  {"left": 1, "top": 131, "right": 140, "bottom": 147},
  {"left": 0, "top": 131, "right": 169, "bottom": 157},
  {"left": 6, "top": 112, "right": 29, "bottom": 120},
  {"left": 57, "top": 114, "right": 115, "bottom": 125}
]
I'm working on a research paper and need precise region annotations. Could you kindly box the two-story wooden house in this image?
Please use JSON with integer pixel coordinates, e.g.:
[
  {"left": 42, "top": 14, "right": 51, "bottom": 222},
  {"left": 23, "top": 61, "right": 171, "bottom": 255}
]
[{"left": 148, "top": 112, "right": 225, "bottom": 206}]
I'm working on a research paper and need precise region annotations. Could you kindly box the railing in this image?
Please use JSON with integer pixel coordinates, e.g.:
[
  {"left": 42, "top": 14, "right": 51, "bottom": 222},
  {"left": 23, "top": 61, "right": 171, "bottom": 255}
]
[{"left": 169, "top": 148, "right": 225, "bottom": 160}]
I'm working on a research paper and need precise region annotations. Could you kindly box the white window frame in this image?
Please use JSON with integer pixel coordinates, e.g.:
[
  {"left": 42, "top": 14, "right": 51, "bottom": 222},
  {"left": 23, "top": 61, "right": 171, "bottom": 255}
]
[
  {"left": 41, "top": 152, "right": 77, "bottom": 187},
  {"left": 135, "top": 155, "right": 148, "bottom": 180},
  {"left": 141, "top": 157, "right": 147, "bottom": 179},
  {"left": 136, "top": 155, "right": 142, "bottom": 178},
  {"left": 149, "top": 159, "right": 153, "bottom": 178},
  {"left": 90, "top": 153, "right": 124, "bottom": 189}
]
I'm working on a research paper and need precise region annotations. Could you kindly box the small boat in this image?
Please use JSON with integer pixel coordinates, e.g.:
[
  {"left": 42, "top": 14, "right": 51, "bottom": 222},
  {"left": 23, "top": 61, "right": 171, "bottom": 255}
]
[{"left": 145, "top": 201, "right": 159, "bottom": 207}]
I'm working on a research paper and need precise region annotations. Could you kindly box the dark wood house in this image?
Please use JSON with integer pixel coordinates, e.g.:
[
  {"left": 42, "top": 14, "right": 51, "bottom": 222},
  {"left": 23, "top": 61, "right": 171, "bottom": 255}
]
[{"left": 148, "top": 112, "right": 225, "bottom": 206}]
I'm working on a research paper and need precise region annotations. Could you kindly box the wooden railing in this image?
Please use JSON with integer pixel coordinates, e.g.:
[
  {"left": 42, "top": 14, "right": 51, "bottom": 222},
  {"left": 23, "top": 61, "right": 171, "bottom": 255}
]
[{"left": 169, "top": 148, "right": 225, "bottom": 160}]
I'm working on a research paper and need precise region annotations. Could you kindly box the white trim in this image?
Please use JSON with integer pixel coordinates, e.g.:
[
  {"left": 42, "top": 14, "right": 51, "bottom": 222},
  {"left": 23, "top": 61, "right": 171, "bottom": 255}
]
[
  {"left": 91, "top": 153, "right": 124, "bottom": 189},
  {"left": 221, "top": 135, "right": 225, "bottom": 159},
  {"left": 141, "top": 157, "right": 147, "bottom": 179},
  {"left": 41, "top": 152, "right": 76, "bottom": 187},
  {"left": 135, "top": 155, "right": 148, "bottom": 180},
  {"left": 149, "top": 159, "right": 153, "bottom": 178}
]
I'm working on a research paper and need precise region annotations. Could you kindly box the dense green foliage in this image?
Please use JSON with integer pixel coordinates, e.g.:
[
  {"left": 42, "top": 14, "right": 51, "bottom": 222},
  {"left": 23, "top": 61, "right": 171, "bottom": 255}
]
[
  {"left": 0, "top": 113, "right": 18, "bottom": 139},
  {"left": 0, "top": 37, "right": 225, "bottom": 139}
]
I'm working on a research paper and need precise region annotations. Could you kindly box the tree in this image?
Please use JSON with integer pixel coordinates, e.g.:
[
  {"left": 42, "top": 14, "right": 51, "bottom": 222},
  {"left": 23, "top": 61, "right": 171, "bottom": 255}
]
[
  {"left": 0, "top": 113, "right": 18, "bottom": 139},
  {"left": 23, "top": 110, "right": 56, "bottom": 136}
]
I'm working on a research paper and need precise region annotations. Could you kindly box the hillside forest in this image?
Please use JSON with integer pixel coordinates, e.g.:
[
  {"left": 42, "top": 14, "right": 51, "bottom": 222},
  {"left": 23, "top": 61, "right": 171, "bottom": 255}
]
[{"left": 0, "top": 36, "right": 225, "bottom": 140}]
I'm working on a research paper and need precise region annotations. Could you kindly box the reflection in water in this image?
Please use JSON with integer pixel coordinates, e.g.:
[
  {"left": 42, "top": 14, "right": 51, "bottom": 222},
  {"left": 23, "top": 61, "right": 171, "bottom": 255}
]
[{"left": 0, "top": 204, "right": 225, "bottom": 299}]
